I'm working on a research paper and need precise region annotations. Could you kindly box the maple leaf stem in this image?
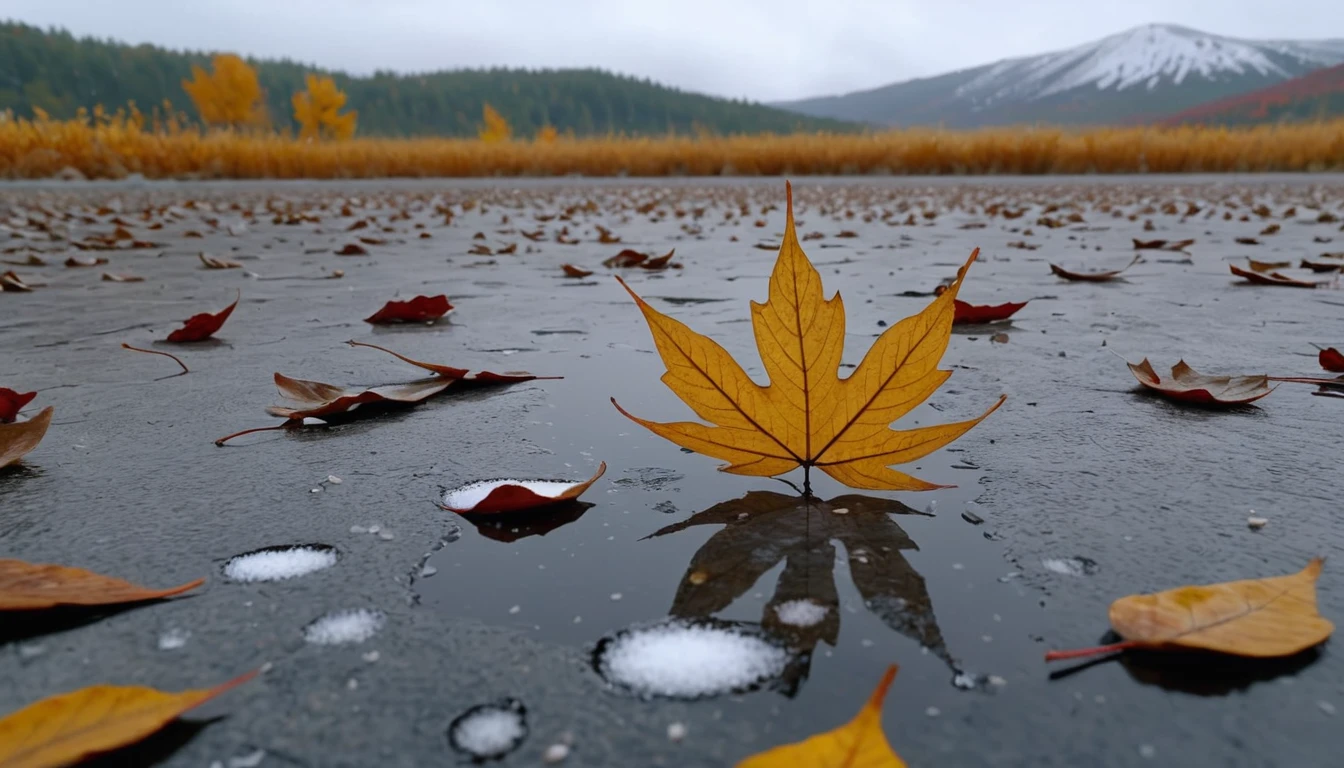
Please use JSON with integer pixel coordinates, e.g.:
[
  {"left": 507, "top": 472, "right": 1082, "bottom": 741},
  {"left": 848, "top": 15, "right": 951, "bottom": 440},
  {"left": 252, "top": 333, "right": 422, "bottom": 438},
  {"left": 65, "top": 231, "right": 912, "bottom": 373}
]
[
  {"left": 214, "top": 424, "right": 291, "bottom": 446},
  {"left": 122, "top": 342, "right": 189, "bottom": 374},
  {"left": 1044, "top": 641, "right": 1141, "bottom": 661},
  {"left": 802, "top": 465, "right": 812, "bottom": 497},
  {"left": 1269, "top": 376, "right": 1343, "bottom": 386}
]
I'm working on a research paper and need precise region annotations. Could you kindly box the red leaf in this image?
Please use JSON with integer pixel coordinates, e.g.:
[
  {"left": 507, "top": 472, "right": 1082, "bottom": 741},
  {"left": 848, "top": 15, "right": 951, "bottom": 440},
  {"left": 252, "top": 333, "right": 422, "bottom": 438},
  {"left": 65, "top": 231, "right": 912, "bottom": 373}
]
[
  {"left": 1321, "top": 347, "right": 1344, "bottom": 373},
  {"left": 440, "top": 463, "right": 607, "bottom": 514},
  {"left": 364, "top": 295, "right": 453, "bottom": 325},
  {"left": 953, "top": 300, "right": 1028, "bottom": 325},
  {"left": 166, "top": 293, "right": 239, "bottom": 343},
  {"left": 562, "top": 264, "right": 593, "bottom": 278},
  {"left": 1050, "top": 255, "right": 1140, "bottom": 282},
  {"left": 0, "top": 389, "right": 36, "bottom": 423},
  {"left": 266, "top": 373, "right": 454, "bottom": 420},
  {"left": 640, "top": 249, "right": 678, "bottom": 270},
  {"left": 336, "top": 243, "right": 369, "bottom": 256},
  {"left": 602, "top": 249, "right": 649, "bottom": 268},
  {"left": 1127, "top": 359, "right": 1274, "bottom": 406}
]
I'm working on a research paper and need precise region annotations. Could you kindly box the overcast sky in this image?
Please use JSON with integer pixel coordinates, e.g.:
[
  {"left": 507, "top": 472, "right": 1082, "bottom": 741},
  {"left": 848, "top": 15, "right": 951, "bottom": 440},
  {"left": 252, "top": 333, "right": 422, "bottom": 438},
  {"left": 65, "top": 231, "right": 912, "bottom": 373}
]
[{"left": 5, "top": 1, "right": 1341, "bottom": 101}]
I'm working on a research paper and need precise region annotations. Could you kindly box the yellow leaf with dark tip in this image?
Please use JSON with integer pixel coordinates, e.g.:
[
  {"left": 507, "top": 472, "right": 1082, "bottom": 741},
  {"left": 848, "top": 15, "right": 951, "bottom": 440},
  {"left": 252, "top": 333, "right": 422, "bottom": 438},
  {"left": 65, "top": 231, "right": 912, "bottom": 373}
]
[
  {"left": 0, "top": 672, "right": 255, "bottom": 768},
  {"left": 737, "top": 665, "right": 905, "bottom": 767},
  {"left": 612, "top": 181, "right": 1004, "bottom": 491},
  {"left": 1110, "top": 558, "right": 1332, "bottom": 656}
]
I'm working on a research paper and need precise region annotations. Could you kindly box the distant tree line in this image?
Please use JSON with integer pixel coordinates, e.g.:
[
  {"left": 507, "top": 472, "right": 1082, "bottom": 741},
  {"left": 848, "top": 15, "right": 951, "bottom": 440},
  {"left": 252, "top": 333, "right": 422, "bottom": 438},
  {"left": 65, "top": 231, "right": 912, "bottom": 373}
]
[{"left": 0, "top": 21, "right": 854, "bottom": 137}]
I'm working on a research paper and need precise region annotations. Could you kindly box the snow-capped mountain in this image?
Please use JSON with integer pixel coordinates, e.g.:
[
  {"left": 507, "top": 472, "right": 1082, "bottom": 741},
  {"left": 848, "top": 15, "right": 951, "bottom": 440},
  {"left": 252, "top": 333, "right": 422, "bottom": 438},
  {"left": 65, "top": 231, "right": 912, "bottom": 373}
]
[{"left": 776, "top": 24, "right": 1344, "bottom": 127}]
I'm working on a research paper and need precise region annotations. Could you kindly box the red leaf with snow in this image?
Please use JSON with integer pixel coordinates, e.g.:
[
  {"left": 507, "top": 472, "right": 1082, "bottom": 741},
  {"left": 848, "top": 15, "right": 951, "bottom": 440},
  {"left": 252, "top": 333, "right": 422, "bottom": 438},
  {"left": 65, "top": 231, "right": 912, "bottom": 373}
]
[
  {"left": 439, "top": 463, "right": 606, "bottom": 514},
  {"left": 953, "top": 300, "right": 1028, "bottom": 325}
]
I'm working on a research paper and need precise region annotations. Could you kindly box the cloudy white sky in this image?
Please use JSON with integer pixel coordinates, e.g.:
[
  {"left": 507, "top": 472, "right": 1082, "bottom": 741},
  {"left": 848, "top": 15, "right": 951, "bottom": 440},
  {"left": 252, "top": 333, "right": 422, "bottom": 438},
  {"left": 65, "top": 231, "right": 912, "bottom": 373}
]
[{"left": 5, "top": 1, "right": 1341, "bottom": 101}]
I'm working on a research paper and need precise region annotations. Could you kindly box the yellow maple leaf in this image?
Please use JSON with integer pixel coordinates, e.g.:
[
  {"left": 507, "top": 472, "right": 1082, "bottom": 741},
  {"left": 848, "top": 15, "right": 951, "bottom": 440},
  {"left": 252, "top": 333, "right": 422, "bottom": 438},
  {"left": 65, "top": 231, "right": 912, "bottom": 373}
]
[
  {"left": 737, "top": 664, "right": 906, "bottom": 767},
  {"left": 613, "top": 182, "right": 1004, "bottom": 491}
]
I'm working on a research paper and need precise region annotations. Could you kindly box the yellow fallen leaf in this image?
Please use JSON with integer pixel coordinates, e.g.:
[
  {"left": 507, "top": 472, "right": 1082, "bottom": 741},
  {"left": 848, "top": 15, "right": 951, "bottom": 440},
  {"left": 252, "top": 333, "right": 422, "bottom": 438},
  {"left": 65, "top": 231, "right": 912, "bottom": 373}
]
[
  {"left": 612, "top": 182, "right": 1004, "bottom": 491},
  {"left": 0, "top": 671, "right": 256, "bottom": 768},
  {"left": 1046, "top": 558, "right": 1332, "bottom": 661},
  {"left": 737, "top": 664, "right": 905, "bottom": 767}
]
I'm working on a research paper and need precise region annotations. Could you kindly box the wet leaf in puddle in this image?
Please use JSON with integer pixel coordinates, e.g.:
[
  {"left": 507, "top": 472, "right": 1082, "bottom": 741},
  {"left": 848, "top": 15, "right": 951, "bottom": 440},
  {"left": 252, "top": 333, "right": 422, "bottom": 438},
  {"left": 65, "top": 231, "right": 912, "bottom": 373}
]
[
  {"left": 440, "top": 463, "right": 606, "bottom": 514},
  {"left": 644, "top": 491, "right": 958, "bottom": 674},
  {"left": 448, "top": 698, "right": 527, "bottom": 761},
  {"left": 166, "top": 291, "right": 239, "bottom": 342},
  {"left": 0, "top": 407, "right": 53, "bottom": 470},
  {"left": 592, "top": 617, "right": 803, "bottom": 700},
  {"left": 1126, "top": 359, "right": 1273, "bottom": 406},
  {"left": 613, "top": 182, "right": 1003, "bottom": 492},
  {"left": 0, "top": 557, "right": 203, "bottom": 610},
  {"left": 460, "top": 502, "right": 594, "bottom": 542},
  {"left": 1046, "top": 558, "right": 1332, "bottom": 662},
  {"left": 363, "top": 294, "right": 453, "bottom": 324},
  {"left": 0, "top": 671, "right": 256, "bottom": 768},
  {"left": 0, "top": 388, "right": 36, "bottom": 423},
  {"left": 223, "top": 544, "right": 338, "bottom": 582},
  {"left": 736, "top": 664, "right": 905, "bottom": 767}
]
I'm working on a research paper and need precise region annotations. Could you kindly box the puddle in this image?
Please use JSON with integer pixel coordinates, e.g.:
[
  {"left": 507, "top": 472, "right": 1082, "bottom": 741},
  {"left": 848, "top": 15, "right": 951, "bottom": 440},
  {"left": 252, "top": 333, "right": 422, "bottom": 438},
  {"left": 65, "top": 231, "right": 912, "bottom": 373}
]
[{"left": 223, "top": 544, "right": 339, "bottom": 582}]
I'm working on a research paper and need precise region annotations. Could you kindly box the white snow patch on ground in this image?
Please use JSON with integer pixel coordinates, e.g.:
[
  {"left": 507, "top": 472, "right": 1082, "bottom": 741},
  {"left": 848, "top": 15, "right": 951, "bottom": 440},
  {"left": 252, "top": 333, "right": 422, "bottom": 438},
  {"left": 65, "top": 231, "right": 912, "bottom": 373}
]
[
  {"left": 774, "top": 599, "right": 829, "bottom": 627},
  {"left": 450, "top": 702, "right": 527, "bottom": 759},
  {"left": 225, "top": 546, "right": 337, "bottom": 582},
  {"left": 443, "top": 479, "right": 575, "bottom": 510},
  {"left": 598, "top": 620, "right": 792, "bottom": 699},
  {"left": 157, "top": 628, "right": 190, "bottom": 650},
  {"left": 303, "top": 609, "right": 385, "bottom": 645}
]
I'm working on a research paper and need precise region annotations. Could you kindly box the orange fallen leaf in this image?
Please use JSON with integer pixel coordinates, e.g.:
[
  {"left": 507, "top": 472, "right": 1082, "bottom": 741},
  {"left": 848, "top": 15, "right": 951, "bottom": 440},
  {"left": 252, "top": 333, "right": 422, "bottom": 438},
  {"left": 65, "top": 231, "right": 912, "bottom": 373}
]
[
  {"left": 1230, "top": 264, "right": 1323, "bottom": 288},
  {"left": 1049, "top": 255, "right": 1140, "bottom": 282},
  {"left": 1, "top": 271, "right": 35, "bottom": 292},
  {"left": 0, "top": 388, "right": 36, "bottom": 423},
  {"left": 439, "top": 462, "right": 607, "bottom": 514},
  {"left": 602, "top": 248, "right": 649, "bottom": 268},
  {"left": 1126, "top": 359, "right": 1273, "bottom": 406},
  {"left": 198, "top": 253, "right": 241, "bottom": 269},
  {"left": 0, "top": 557, "right": 203, "bottom": 610},
  {"left": 736, "top": 665, "right": 905, "bottom": 767},
  {"left": 166, "top": 292, "right": 239, "bottom": 342},
  {"left": 596, "top": 225, "right": 622, "bottom": 244},
  {"left": 562, "top": 264, "right": 594, "bottom": 278},
  {"left": 336, "top": 243, "right": 369, "bottom": 256},
  {"left": 364, "top": 295, "right": 454, "bottom": 325},
  {"left": 1247, "top": 259, "right": 1291, "bottom": 273},
  {"left": 640, "top": 248, "right": 678, "bottom": 270},
  {"left": 1046, "top": 559, "right": 1332, "bottom": 661},
  {"left": 0, "top": 671, "right": 256, "bottom": 768},
  {"left": 613, "top": 182, "right": 1003, "bottom": 492},
  {"left": 0, "top": 406, "right": 51, "bottom": 469},
  {"left": 468, "top": 243, "right": 494, "bottom": 256},
  {"left": 497, "top": 242, "right": 518, "bottom": 255}
]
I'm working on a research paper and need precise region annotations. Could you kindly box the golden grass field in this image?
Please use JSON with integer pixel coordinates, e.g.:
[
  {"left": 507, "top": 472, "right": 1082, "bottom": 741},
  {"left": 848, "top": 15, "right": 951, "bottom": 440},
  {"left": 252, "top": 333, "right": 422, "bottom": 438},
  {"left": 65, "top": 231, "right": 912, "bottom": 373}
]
[{"left": 2, "top": 111, "right": 1344, "bottom": 179}]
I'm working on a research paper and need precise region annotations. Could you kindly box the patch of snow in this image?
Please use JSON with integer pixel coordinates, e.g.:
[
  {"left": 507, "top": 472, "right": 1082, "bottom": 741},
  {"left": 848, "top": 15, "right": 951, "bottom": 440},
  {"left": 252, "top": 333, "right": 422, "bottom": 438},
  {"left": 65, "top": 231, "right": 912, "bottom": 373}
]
[
  {"left": 667, "top": 722, "right": 687, "bottom": 742},
  {"left": 303, "top": 609, "right": 385, "bottom": 645},
  {"left": 1042, "top": 556, "right": 1099, "bottom": 576},
  {"left": 443, "top": 478, "right": 576, "bottom": 511},
  {"left": 224, "top": 545, "right": 338, "bottom": 582},
  {"left": 448, "top": 699, "right": 528, "bottom": 760},
  {"left": 595, "top": 619, "right": 795, "bottom": 700},
  {"left": 774, "top": 599, "right": 828, "bottom": 628},
  {"left": 158, "top": 628, "right": 190, "bottom": 650},
  {"left": 228, "top": 750, "right": 265, "bottom": 768}
]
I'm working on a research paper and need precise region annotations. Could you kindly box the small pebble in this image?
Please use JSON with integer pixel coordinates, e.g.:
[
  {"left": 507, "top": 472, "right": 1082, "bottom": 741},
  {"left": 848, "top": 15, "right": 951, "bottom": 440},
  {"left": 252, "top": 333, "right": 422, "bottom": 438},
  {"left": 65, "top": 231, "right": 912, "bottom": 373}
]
[
  {"left": 349, "top": 525, "right": 368, "bottom": 534},
  {"left": 542, "top": 743, "right": 570, "bottom": 763},
  {"left": 310, "top": 487, "right": 321, "bottom": 494},
  {"left": 327, "top": 475, "right": 342, "bottom": 484},
  {"left": 378, "top": 530, "right": 395, "bottom": 540},
  {"left": 667, "top": 722, "right": 687, "bottom": 742},
  {"left": 1248, "top": 516, "right": 1267, "bottom": 530}
]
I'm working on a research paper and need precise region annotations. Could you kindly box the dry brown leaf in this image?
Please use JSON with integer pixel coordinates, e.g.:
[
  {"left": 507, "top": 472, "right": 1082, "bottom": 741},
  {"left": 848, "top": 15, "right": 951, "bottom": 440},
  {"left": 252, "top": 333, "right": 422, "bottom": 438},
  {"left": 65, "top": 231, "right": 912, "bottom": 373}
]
[
  {"left": 198, "top": 253, "right": 241, "bottom": 269},
  {"left": 0, "top": 556, "right": 203, "bottom": 610},
  {"left": 0, "top": 406, "right": 52, "bottom": 469},
  {"left": 1126, "top": 359, "right": 1273, "bottom": 406}
]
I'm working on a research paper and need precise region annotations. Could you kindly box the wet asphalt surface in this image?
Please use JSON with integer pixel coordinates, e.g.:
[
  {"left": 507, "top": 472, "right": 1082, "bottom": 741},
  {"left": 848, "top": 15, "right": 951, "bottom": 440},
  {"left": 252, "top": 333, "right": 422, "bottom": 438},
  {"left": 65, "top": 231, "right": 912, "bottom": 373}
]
[{"left": 1, "top": 175, "right": 1343, "bottom": 767}]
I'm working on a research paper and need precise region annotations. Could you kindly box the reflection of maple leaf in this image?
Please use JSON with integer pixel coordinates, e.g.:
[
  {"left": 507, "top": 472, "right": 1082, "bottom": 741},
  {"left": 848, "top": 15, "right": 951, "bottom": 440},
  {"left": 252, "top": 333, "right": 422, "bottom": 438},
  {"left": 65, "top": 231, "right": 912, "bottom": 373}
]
[
  {"left": 613, "top": 182, "right": 1003, "bottom": 492},
  {"left": 645, "top": 491, "right": 956, "bottom": 671}
]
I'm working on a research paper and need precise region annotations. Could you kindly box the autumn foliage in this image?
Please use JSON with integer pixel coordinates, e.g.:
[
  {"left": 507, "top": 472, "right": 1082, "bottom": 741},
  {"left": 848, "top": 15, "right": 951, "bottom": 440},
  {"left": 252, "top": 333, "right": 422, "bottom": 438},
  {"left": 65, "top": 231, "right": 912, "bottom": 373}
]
[
  {"left": 479, "top": 103, "right": 512, "bottom": 142},
  {"left": 181, "top": 54, "right": 268, "bottom": 129},
  {"left": 292, "top": 75, "right": 358, "bottom": 140}
]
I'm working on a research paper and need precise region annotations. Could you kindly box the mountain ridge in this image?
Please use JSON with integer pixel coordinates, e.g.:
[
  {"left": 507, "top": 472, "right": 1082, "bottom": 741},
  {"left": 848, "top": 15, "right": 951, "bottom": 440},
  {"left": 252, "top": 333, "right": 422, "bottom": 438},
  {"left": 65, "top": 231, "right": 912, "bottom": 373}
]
[{"left": 776, "top": 24, "right": 1344, "bottom": 127}]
